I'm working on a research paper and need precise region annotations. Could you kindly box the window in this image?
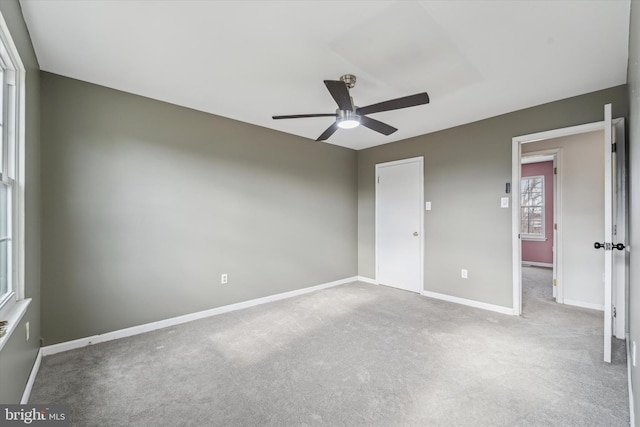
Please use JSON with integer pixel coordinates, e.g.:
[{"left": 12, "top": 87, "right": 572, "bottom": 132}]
[
  {"left": 520, "top": 175, "right": 544, "bottom": 239},
  {"left": 0, "top": 12, "right": 24, "bottom": 310}
]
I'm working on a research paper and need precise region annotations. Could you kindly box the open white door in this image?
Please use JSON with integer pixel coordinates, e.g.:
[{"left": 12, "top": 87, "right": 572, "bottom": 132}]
[
  {"left": 612, "top": 117, "right": 627, "bottom": 340},
  {"left": 594, "top": 104, "right": 617, "bottom": 363},
  {"left": 602, "top": 104, "right": 613, "bottom": 363},
  {"left": 600, "top": 105, "right": 627, "bottom": 363}
]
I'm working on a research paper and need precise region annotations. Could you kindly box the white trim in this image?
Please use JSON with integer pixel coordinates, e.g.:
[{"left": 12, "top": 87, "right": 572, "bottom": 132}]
[
  {"left": 41, "top": 276, "right": 357, "bottom": 356},
  {"left": 521, "top": 236, "right": 547, "bottom": 242},
  {"left": 520, "top": 174, "right": 546, "bottom": 239},
  {"left": 563, "top": 299, "right": 604, "bottom": 311},
  {"left": 375, "top": 156, "right": 424, "bottom": 294},
  {"left": 421, "top": 290, "right": 515, "bottom": 316},
  {"left": 521, "top": 154, "right": 555, "bottom": 164},
  {"left": 521, "top": 261, "right": 553, "bottom": 268},
  {"left": 627, "top": 333, "right": 635, "bottom": 427},
  {"left": 513, "top": 121, "right": 604, "bottom": 145},
  {"left": 512, "top": 133, "right": 522, "bottom": 314},
  {"left": 356, "top": 276, "right": 378, "bottom": 285},
  {"left": 20, "top": 348, "right": 41, "bottom": 404},
  {"left": 0, "top": 11, "right": 26, "bottom": 303},
  {"left": 0, "top": 297, "right": 30, "bottom": 353}
]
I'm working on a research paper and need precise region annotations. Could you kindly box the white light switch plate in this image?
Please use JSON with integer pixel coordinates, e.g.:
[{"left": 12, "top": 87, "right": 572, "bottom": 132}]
[
  {"left": 425, "top": 201, "right": 432, "bottom": 211},
  {"left": 501, "top": 197, "right": 509, "bottom": 208}
]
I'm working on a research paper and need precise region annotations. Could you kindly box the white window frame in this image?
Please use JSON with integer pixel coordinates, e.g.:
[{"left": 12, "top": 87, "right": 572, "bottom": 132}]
[
  {"left": 520, "top": 174, "right": 545, "bottom": 241},
  {"left": 0, "top": 11, "right": 25, "bottom": 313}
]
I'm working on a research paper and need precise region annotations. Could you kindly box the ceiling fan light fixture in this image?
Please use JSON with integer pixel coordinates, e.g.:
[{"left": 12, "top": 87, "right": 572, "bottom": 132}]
[
  {"left": 338, "top": 118, "right": 360, "bottom": 129},
  {"left": 337, "top": 109, "right": 360, "bottom": 129}
]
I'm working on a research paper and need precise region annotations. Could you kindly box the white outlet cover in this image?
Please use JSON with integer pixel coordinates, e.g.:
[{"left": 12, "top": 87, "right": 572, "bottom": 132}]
[
  {"left": 461, "top": 269, "right": 468, "bottom": 278},
  {"left": 501, "top": 197, "right": 509, "bottom": 208}
]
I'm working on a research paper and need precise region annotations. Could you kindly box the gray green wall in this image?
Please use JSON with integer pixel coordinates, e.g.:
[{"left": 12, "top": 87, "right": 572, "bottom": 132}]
[
  {"left": 627, "top": 0, "right": 639, "bottom": 420},
  {"left": 40, "top": 72, "right": 357, "bottom": 345},
  {"left": 358, "top": 86, "right": 628, "bottom": 309},
  {"left": 0, "top": 0, "right": 40, "bottom": 403}
]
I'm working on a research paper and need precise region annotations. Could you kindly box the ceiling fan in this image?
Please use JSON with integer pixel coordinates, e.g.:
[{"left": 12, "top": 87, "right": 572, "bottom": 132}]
[{"left": 272, "top": 74, "right": 430, "bottom": 141}]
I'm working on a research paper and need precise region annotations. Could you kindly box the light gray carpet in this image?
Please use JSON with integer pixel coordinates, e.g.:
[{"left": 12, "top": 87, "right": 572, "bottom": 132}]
[{"left": 30, "top": 270, "right": 628, "bottom": 426}]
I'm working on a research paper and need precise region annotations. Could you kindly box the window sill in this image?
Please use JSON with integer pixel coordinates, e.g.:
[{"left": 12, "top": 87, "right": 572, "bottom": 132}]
[
  {"left": 0, "top": 295, "right": 31, "bottom": 353},
  {"left": 522, "top": 236, "right": 548, "bottom": 242}
]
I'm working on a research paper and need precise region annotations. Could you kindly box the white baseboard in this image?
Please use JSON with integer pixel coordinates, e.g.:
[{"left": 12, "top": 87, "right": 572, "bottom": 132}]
[
  {"left": 563, "top": 299, "right": 604, "bottom": 311},
  {"left": 41, "top": 276, "right": 357, "bottom": 357},
  {"left": 20, "top": 348, "right": 41, "bottom": 404},
  {"left": 627, "top": 333, "right": 635, "bottom": 427},
  {"left": 356, "top": 276, "right": 378, "bottom": 285},
  {"left": 421, "top": 290, "right": 515, "bottom": 316},
  {"left": 522, "top": 261, "right": 553, "bottom": 268}
]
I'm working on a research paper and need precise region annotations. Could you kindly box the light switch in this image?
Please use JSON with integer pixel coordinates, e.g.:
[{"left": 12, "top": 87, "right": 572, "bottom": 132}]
[
  {"left": 501, "top": 197, "right": 509, "bottom": 208},
  {"left": 425, "top": 201, "right": 432, "bottom": 211}
]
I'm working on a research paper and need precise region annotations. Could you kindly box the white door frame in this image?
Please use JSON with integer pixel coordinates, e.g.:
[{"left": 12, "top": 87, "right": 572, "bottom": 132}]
[
  {"left": 511, "top": 119, "right": 626, "bottom": 325},
  {"left": 375, "top": 156, "right": 424, "bottom": 293},
  {"left": 520, "top": 149, "right": 561, "bottom": 301}
]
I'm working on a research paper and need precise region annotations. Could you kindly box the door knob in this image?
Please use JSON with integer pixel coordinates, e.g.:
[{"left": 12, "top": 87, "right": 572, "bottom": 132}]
[
  {"left": 413, "top": 232, "right": 419, "bottom": 236},
  {"left": 594, "top": 242, "right": 626, "bottom": 250}
]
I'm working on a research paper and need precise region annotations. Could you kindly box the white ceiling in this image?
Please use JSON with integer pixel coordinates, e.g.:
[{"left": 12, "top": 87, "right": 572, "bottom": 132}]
[{"left": 19, "top": 0, "right": 631, "bottom": 150}]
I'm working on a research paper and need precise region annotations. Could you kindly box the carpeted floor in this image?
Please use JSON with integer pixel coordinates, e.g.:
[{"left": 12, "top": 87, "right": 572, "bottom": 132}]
[{"left": 30, "top": 269, "right": 629, "bottom": 426}]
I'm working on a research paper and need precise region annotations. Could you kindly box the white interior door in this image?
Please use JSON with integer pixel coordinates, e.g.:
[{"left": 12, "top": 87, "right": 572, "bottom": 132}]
[
  {"left": 602, "top": 104, "right": 614, "bottom": 363},
  {"left": 612, "top": 118, "right": 627, "bottom": 340},
  {"left": 376, "top": 157, "right": 423, "bottom": 293},
  {"left": 601, "top": 105, "right": 627, "bottom": 363}
]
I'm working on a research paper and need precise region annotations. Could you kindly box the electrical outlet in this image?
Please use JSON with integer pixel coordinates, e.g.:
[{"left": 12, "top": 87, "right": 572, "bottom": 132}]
[
  {"left": 25, "top": 321, "right": 29, "bottom": 341},
  {"left": 221, "top": 273, "right": 228, "bottom": 284},
  {"left": 461, "top": 269, "right": 468, "bottom": 279}
]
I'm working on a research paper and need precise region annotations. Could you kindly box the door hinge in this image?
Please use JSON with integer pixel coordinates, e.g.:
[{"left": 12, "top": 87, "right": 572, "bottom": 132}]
[
  {"left": 553, "top": 279, "right": 557, "bottom": 287},
  {"left": 377, "top": 176, "right": 380, "bottom": 184},
  {"left": 554, "top": 167, "right": 557, "bottom": 175},
  {"left": 554, "top": 223, "right": 557, "bottom": 230},
  {"left": 612, "top": 142, "right": 617, "bottom": 153},
  {"left": 613, "top": 306, "right": 617, "bottom": 318}
]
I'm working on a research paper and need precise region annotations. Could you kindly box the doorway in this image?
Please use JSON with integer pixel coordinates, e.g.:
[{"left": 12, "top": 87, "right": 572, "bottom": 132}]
[
  {"left": 511, "top": 114, "right": 627, "bottom": 363},
  {"left": 375, "top": 157, "right": 424, "bottom": 293},
  {"left": 520, "top": 151, "right": 559, "bottom": 306}
]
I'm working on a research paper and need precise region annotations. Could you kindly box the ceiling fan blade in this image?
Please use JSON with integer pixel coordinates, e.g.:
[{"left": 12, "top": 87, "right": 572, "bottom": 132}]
[
  {"left": 316, "top": 122, "right": 339, "bottom": 141},
  {"left": 324, "top": 80, "right": 353, "bottom": 111},
  {"left": 356, "top": 92, "right": 430, "bottom": 116},
  {"left": 273, "top": 113, "right": 337, "bottom": 120},
  {"left": 359, "top": 116, "right": 398, "bottom": 136}
]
